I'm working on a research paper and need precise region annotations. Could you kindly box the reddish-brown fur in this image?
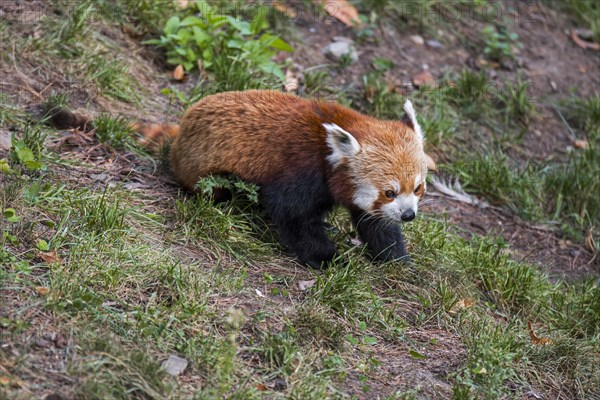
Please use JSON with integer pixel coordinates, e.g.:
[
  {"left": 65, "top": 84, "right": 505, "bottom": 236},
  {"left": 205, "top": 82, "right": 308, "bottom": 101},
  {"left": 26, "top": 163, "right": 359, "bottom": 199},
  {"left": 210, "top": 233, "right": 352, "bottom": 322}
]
[{"left": 140, "top": 90, "right": 425, "bottom": 211}]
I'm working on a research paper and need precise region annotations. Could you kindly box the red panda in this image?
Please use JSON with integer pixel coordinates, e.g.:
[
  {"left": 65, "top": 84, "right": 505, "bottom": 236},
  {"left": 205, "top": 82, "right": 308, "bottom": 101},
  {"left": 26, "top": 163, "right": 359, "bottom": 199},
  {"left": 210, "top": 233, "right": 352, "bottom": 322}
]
[
  {"left": 140, "top": 90, "right": 427, "bottom": 268},
  {"left": 49, "top": 90, "right": 428, "bottom": 269}
]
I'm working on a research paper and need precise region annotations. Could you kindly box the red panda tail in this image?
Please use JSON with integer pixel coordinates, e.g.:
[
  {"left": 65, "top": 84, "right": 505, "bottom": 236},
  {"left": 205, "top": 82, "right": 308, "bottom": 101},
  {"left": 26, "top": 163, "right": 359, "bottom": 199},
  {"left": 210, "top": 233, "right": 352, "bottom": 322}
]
[
  {"left": 43, "top": 106, "right": 179, "bottom": 153},
  {"left": 130, "top": 122, "right": 180, "bottom": 152}
]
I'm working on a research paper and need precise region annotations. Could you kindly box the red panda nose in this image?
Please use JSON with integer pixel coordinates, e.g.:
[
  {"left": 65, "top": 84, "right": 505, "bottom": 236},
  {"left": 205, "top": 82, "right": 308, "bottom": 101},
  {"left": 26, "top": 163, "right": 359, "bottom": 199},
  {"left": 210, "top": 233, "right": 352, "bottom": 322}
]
[{"left": 401, "top": 210, "right": 415, "bottom": 222}]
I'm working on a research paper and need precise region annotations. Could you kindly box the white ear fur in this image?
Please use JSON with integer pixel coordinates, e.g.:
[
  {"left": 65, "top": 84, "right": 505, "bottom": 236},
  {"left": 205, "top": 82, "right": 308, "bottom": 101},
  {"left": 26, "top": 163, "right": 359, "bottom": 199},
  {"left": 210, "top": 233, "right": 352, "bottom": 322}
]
[
  {"left": 403, "top": 100, "right": 424, "bottom": 143},
  {"left": 323, "top": 123, "right": 361, "bottom": 167}
]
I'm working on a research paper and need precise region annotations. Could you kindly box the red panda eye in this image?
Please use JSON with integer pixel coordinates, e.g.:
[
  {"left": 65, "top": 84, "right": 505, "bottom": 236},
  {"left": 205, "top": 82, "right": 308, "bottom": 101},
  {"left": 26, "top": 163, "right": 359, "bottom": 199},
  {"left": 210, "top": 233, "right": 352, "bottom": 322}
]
[
  {"left": 414, "top": 184, "right": 422, "bottom": 194},
  {"left": 385, "top": 190, "right": 397, "bottom": 199}
]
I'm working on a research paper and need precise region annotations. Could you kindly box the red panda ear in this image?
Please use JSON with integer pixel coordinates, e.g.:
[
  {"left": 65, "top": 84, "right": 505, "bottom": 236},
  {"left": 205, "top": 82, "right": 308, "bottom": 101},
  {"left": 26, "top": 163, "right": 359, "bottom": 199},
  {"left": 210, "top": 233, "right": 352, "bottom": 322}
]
[
  {"left": 403, "top": 100, "right": 424, "bottom": 144},
  {"left": 323, "top": 123, "right": 361, "bottom": 167}
]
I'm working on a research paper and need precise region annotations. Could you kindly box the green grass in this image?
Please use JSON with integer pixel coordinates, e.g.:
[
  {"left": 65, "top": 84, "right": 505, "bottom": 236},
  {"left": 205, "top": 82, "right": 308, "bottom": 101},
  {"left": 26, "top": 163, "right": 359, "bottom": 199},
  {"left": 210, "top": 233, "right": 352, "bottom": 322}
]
[
  {"left": 2, "top": 1, "right": 600, "bottom": 399},
  {"left": 545, "top": 0, "right": 600, "bottom": 43},
  {"left": 3, "top": 149, "right": 599, "bottom": 398}
]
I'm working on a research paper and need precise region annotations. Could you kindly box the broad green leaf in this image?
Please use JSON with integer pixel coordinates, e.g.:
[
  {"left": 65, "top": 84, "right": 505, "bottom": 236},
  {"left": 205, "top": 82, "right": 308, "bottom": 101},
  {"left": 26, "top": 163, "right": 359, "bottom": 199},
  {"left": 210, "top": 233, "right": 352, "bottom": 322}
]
[
  {"left": 164, "top": 16, "right": 180, "bottom": 35},
  {"left": 226, "top": 39, "right": 243, "bottom": 49},
  {"left": 0, "top": 159, "right": 11, "bottom": 173},
  {"left": 259, "top": 34, "right": 293, "bottom": 52},
  {"left": 15, "top": 146, "right": 34, "bottom": 163},
  {"left": 408, "top": 349, "right": 427, "bottom": 359},
  {"left": 36, "top": 239, "right": 49, "bottom": 251},
  {"left": 192, "top": 26, "right": 210, "bottom": 44},
  {"left": 226, "top": 16, "right": 251, "bottom": 35},
  {"left": 363, "top": 336, "right": 378, "bottom": 345},
  {"left": 3, "top": 208, "right": 20, "bottom": 223},
  {"left": 258, "top": 61, "right": 284, "bottom": 80},
  {"left": 180, "top": 16, "right": 206, "bottom": 27}
]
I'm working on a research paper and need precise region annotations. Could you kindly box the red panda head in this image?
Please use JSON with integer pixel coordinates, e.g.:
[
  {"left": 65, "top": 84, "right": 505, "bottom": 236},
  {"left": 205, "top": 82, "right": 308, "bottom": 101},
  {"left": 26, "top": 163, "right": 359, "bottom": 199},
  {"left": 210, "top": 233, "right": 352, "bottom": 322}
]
[{"left": 324, "top": 100, "right": 427, "bottom": 222}]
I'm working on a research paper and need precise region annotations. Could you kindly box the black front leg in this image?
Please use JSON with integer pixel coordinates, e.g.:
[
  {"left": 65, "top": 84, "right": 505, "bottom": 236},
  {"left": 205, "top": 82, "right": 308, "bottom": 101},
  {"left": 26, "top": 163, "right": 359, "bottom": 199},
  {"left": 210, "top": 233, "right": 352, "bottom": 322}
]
[
  {"left": 350, "top": 209, "right": 408, "bottom": 262},
  {"left": 261, "top": 173, "right": 336, "bottom": 269}
]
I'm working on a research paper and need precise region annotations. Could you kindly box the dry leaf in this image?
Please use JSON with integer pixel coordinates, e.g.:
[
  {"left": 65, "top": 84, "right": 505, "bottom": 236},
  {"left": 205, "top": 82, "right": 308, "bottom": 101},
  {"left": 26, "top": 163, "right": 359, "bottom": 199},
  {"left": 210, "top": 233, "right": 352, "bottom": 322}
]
[
  {"left": 173, "top": 65, "right": 185, "bottom": 81},
  {"left": 38, "top": 250, "right": 60, "bottom": 264},
  {"left": 0, "top": 376, "right": 10, "bottom": 386},
  {"left": 449, "top": 297, "right": 474, "bottom": 315},
  {"left": 298, "top": 279, "right": 316, "bottom": 291},
  {"left": 571, "top": 30, "right": 600, "bottom": 51},
  {"left": 528, "top": 322, "right": 553, "bottom": 345},
  {"left": 319, "top": 0, "right": 361, "bottom": 27},
  {"left": 256, "top": 383, "right": 268, "bottom": 391},
  {"left": 35, "top": 286, "right": 50, "bottom": 296},
  {"left": 425, "top": 153, "right": 437, "bottom": 171},
  {"left": 284, "top": 69, "right": 299, "bottom": 92},
  {"left": 584, "top": 229, "right": 596, "bottom": 253},
  {"left": 255, "top": 288, "right": 265, "bottom": 298},
  {"left": 574, "top": 139, "right": 589, "bottom": 149},
  {"left": 274, "top": 2, "right": 297, "bottom": 18},
  {"left": 412, "top": 71, "right": 435, "bottom": 88}
]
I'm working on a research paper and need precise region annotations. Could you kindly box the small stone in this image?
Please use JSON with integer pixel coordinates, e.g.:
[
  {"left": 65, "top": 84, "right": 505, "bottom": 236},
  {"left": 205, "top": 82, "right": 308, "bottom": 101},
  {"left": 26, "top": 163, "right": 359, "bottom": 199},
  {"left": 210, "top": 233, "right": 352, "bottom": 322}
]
[
  {"left": 322, "top": 39, "right": 358, "bottom": 63},
  {"left": 161, "top": 355, "right": 188, "bottom": 376},
  {"left": 35, "top": 338, "right": 52, "bottom": 348},
  {"left": 409, "top": 35, "right": 424, "bottom": 45},
  {"left": 426, "top": 39, "right": 443, "bottom": 49},
  {"left": 575, "top": 28, "right": 594, "bottom": 40},
  {"left": 549, "top": 80, "right": 558, "bottom": 92},
  {"left": 500, "top": 59, "right": 515, "bottom": 71},
  {"left": 90, "top": 173, "right": 109, "bottom": 182},
  {"left": 298, "top": 279, "right": 316, "bottom": 291}
]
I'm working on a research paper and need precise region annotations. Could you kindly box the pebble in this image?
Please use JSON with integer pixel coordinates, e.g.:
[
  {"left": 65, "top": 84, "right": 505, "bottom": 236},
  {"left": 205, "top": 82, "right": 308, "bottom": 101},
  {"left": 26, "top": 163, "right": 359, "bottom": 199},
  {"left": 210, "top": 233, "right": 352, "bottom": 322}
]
[
  {"left": 161, "top": 355, "right": 188, "bottom": 376},
  {"left": 322, "top": 38, "right": 358, "bottom": 63},
  {"left": 410, "top": 35, "right": 424, "bottom": 45},
  {"left": 426, "top": 39, "right": 444, "bottom": 49}
]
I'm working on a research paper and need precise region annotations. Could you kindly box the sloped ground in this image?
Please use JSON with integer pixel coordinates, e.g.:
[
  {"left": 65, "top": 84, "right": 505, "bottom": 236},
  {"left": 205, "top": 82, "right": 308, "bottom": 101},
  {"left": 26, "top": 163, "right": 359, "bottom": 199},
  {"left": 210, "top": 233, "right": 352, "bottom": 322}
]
[{"left": 1, "top": 1, "right": 599, "bottom": 399}]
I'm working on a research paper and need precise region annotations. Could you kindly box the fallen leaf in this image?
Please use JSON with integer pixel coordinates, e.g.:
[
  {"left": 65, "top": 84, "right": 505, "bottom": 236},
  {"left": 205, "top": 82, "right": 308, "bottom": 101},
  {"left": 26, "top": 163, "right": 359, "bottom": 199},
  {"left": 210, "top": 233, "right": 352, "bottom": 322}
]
[
  {"left": 54, "top": 333, "right": 68, "bottom": 349},
  {"left": 284, "top": 69, "right": 299, "bottom": 92},
  {"left": 255, "top": 288, "right": 265, "bottom": 298},
  {"left": 425, "top": 153, "right": 437, "bottom": 171},
  {"left": 574, "top": 139, "right": 588, "bottom": 149},
  {"left": 528, "top": 322, "right": 553, "bottom": 345},
  {"left": 319, "top": 0, "right": 361, "bottom": 27},
  {"left": 35, "top": 287, "right": 50, "bottom": 296},
  {"left": 0, "top": 376, "right": 10, "bottom": 385},
  {"left": 449, "top": 297, "right": 474, "bottom": 315},
  {"left": 274, "top": 2, "right": 297, "bottom": 18},
  {"left": 173, "top": 64, "right": 185, "bottom": 81},
  {"left": 161, "top": 355, "right": 188, "bottom": 376},
  {"left": 412, "top": 71, "right": 435, "bottom": 88},
  {"left": 584, "top": 229, "right": 596, "bottom": 253},
  {"left": 571, "top": 29, "right": 600, "bottom": 51},
  {"left": 256, "top": 383, "right": 268, "bottom": 391},
  {"left": 297, "top": 279, "right": 316, "bottom": 291},
  {"left": 38, "top": 251, "right": 60, "bottom": 264}
]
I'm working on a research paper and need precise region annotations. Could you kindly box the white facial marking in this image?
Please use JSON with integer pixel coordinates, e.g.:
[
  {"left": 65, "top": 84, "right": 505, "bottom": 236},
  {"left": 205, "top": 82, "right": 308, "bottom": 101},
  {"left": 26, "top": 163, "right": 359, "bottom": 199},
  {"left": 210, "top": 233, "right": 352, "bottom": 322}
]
[
  {"left": 323, "top": 123, "right": 361, "bottom": 167},
  {"left": 414, "top": 175, "right": 421, "bottom": 190},
  {"left": 353, "top": 182, "right": 378, "bottom": 211},
  {"left": 403, "top": 100, "right": 424, "bottom": 144},
  {"left": 380, "top": 194, "right": 419, "bottom": 222}
]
